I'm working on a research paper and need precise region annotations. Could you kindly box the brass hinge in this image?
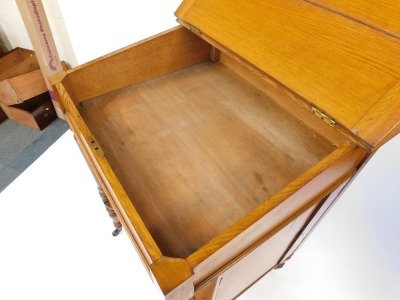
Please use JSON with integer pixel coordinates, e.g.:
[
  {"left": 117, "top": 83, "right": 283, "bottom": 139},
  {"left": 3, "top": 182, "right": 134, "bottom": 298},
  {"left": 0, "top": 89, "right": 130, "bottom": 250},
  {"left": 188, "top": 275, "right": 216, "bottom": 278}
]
[
  {"left": 311, "top": 106, "right": 336, "bottom": 127},
  {"left": 88, "top": 136, "right": 104, "bottom": 155},
  {"left": 177, "top": 18, "right": 201, "bottom": 36},
  {"left": 188, "top": 23, "right": 201, "bottom": 36}
]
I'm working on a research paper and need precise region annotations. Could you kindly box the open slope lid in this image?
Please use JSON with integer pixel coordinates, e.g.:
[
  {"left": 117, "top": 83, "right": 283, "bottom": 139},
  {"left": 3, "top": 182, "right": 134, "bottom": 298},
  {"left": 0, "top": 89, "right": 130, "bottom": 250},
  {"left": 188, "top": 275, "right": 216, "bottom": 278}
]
[
  {"left": 306, "top": 0, "right": 400, "bottom": 39},
  {"left": 175, "top": 0, "right": 400, "bottom": 151}
]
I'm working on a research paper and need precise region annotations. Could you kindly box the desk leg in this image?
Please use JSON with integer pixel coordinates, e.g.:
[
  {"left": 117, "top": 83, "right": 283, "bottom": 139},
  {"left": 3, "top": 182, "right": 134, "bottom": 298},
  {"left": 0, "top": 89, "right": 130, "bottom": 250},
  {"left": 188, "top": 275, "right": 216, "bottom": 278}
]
[
  {"left": 98, "top": 186, "right": 122, "bottom": 236},
  {"left": 71, "top": 134, "right": 123, "bottom": 236}
]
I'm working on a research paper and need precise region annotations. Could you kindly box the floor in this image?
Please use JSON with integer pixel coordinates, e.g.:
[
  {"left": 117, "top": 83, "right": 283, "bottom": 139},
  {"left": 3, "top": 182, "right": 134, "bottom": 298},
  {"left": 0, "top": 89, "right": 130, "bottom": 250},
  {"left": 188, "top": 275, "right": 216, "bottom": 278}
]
[
  {"left": 0, "top": 129, "right": 399, "bottom": 299},
  {"left": 0, "top": 118, "right": 68, "bottom": 192}
]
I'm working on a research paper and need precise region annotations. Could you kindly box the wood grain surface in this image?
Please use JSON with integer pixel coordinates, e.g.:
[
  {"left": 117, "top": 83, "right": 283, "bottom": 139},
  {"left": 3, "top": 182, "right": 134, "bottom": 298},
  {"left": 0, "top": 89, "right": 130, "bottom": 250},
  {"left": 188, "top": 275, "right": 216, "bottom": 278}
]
[
  {"left": 79, "top": 62, "right": 335, "bottom": 258},
  {"left": 0, "top": 69, "right": 47, "bottom": 105},
  {"left": 0, "top": 48, "right": 39, "bottom": 81},
  {"left": 67, "top": 27, "right": 211, "bottom": 102},
  {"left": 177, "top": 0, "right": 400, "bottom": 132},
  {"left": 306, "top": 0, "right": 400, "bottom": 39},
  {"left": 51, "top": 1, "right": 399, "bottom": 297}
]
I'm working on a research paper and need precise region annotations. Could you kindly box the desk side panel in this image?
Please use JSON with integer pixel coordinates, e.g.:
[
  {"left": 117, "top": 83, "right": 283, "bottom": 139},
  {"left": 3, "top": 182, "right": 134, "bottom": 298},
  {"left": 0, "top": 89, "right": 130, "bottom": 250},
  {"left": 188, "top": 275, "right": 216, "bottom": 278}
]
[
  {"left": 57, "top": 84, "right": 163, "bottom": 264},
  {"left": 190, "top": 145, "right": 367, "bottom": 287}
]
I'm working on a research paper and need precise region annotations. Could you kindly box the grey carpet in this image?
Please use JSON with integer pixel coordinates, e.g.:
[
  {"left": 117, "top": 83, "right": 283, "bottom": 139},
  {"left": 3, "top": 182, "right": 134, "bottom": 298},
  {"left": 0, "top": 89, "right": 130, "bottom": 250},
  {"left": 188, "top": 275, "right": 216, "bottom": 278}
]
[{"left": 0, "top": 118, "right": 68, "bottom": 192}]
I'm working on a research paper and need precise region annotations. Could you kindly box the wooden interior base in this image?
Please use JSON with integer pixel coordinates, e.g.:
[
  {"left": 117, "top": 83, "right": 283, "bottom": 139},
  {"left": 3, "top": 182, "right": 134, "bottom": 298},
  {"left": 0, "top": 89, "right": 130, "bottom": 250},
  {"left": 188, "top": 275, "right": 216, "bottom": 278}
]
[{"left": 78, "top": 61, "right": 336, "bottom": 258}]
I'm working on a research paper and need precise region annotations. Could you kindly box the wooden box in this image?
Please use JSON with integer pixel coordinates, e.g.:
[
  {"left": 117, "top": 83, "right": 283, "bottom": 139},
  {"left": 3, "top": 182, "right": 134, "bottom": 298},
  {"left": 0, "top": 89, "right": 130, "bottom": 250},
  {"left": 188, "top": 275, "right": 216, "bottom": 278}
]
[
  {"left": 0, "top": 92, "right": 56, "bottom": 130},
  {"left": 0, "top": 69, "right": 47, "bottom": 106},
  {"left": 52, "top": 1, "right": 400, "bottom": 299},
  {"left": 0, "top": 48, "right": 40, "bottom": 81},
  {"left": 0, "top": 47, "right": 52, "bottom": 129},
  {"left": 0, "top": 47, "right": 47, "bottom": 106}
]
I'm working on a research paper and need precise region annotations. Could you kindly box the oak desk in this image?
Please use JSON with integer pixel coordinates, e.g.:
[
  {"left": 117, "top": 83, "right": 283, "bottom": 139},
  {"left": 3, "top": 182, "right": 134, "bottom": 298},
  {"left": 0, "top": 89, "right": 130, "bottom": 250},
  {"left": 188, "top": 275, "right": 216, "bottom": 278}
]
[{"left": 52, "top": 1, "right": 400, "bottom": 299}]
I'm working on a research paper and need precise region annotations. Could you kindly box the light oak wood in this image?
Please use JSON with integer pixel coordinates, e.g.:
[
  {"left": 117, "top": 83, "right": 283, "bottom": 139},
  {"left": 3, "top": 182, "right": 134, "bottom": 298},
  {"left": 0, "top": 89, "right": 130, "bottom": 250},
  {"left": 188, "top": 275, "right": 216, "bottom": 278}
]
[
  {"left": 193, "top": 277, "right": 219, "bottom": 300},
  {"left": 353, "top": 80, "right": 400, "bottom": 149},
  {"left": 176, "top": 0, "right": 400, "bottom": 147},
  {"left": 78, "top": 61, "right": 336, "bottom": 258},
  {"left": 54, "top": 42, "right": 366, "bottom": 296},
  {"left": 189, "top": 145, "right": 365, "bottom": 286},
  {"left": 212, "top": 204, "right": 318, "bottom": 300},
  {"left": 0, "top": 48, "right": 39, "bottom": 81},
  {"left": 51, "top": 1, "right": 400, "bottom": 298},
  {"left": 218, "top": 51, "right": 350, "bottom": 148},
  {"left": 64, "top": 112, "right": 157, "bottom": 270},
  {"left": 0, "top": 69, "right": 47, "bottom": 105},
  {"left": 66, "top": 26, "right": 211, "bottom": 103},
  {"left": 60, "top": 90, "right": 163, "bottom": 264},
  {"left": 277, "top": 179, "right": 352, "bottom": 267},
  {"left": 306, "top": 0, "right": 400, "bottom": 39}
]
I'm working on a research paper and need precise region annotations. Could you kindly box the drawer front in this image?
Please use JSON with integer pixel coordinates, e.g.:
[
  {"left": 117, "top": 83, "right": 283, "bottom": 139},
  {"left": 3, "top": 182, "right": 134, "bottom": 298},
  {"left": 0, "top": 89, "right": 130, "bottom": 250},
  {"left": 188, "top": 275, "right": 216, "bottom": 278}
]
[
  {"left": 208, "top": 178, "right": 351, "bottom": 299},
  {"left": 2, "top": 95, "right": 56, "bottom": 130},
  {"left": 212, "top": 204, "right": 318, "bottom": 300},
  {"left": 277, "top": 178, "right": 351, "bottom": 266},
  {"left": 32, "top": 98, "right": 57, "bottom": 130}
]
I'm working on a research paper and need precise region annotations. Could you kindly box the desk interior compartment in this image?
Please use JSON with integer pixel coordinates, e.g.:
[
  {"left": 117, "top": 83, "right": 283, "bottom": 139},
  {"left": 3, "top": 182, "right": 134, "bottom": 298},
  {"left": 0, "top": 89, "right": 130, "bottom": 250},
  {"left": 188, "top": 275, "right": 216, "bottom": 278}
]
[
  {"left": 79, "top": 61, "right": 339, "bottom": 258},
  {"left": 56, "top": 27, "right": 351, "bottom": 259},
  {"left": 52, "top": 1, "right": 400, "bottom": 297}
]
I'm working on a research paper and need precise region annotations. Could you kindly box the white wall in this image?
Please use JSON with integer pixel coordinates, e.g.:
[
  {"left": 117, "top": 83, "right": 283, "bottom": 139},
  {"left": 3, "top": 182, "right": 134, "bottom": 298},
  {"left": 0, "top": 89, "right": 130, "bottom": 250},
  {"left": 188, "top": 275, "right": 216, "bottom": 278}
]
[
  {"left": 0, "top": 0, "right": 77, "bottom": 67},
  {"left": 1, "top": 0, "right": 183, "bottom": 67},
  {"left": 56, "top": 0, "right": 181, "bottom": 65},
  {"left": 0, "top": 0, "right": 32, "bottom": 50}
]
